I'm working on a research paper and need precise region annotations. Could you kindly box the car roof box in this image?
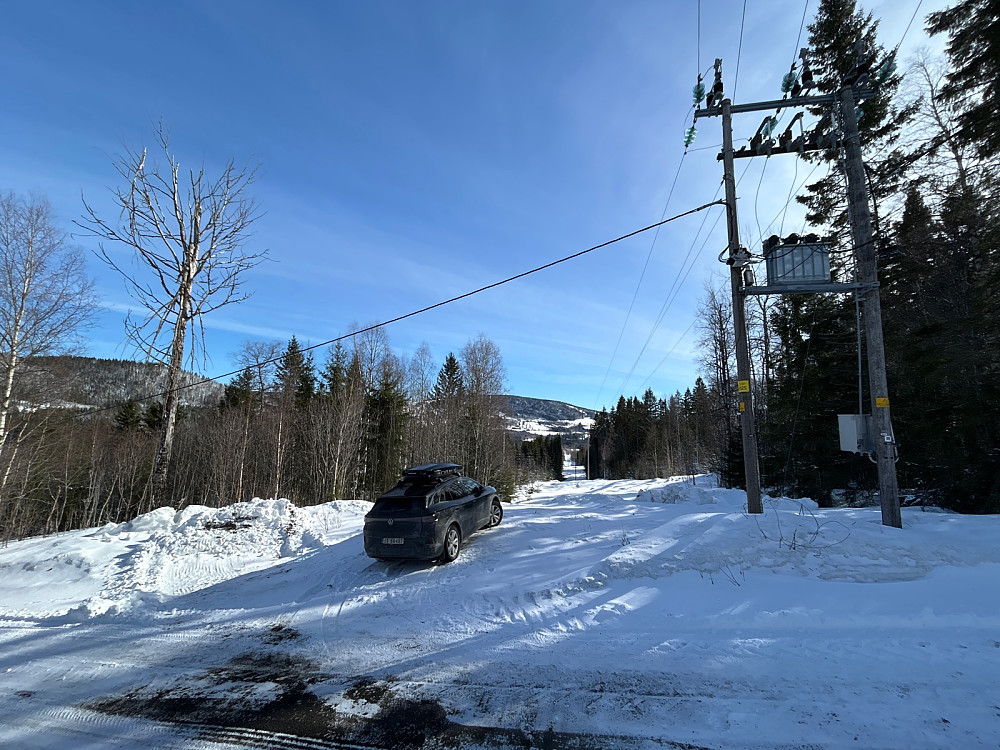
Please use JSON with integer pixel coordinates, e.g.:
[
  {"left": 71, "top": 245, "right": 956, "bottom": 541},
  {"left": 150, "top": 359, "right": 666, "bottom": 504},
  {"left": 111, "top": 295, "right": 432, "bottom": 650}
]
[{"left": 402, "top": 463, "right": 462, "bottom": 479}]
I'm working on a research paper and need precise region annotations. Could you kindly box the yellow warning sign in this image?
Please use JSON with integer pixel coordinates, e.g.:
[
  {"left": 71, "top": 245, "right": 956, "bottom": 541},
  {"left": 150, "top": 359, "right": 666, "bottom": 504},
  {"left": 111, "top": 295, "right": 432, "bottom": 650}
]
[
  {"left": 738, "top": 380, "right": 750, "bottom": 393},
  {"left": 739, "top": 402, "right": 746, "bottom": 412},
  {"left": 876, "top": 397, "right": 890, "bottom": 408}
]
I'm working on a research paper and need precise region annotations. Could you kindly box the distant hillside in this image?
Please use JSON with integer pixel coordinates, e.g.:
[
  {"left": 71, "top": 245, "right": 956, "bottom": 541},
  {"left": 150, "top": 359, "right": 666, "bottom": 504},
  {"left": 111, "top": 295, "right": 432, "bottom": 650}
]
[
  {"left": 12, "top": 360, "right": 592, "bottom": 442},
  {"left": 502, "top": 396, "right": 595, "bottom": 448},
  {"left": 14, "top": 356, "right": 225, "bottom": 408}
]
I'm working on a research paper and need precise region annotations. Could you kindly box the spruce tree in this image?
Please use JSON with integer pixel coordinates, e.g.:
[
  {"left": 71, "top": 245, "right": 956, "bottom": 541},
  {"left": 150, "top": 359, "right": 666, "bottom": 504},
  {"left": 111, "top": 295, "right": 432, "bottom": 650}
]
[
  {"left": 764, "top": 294, "right": 869, "bottom": 501},
  {"left": 219, "top": 367, "right": 255, "bottom": 412},
  {"left": 759, "top": 1, "right": 915, "bottom": 502},
  {"left": 928, "top": 0, "right": 1000, "bottom": 159},
  {"left": 276, "top": 335, "right": 315, "bottom": 408},
  {"left": 115, "top": 400, "right": 143, "bottom": 431},
  {"left": 432, "top": 353, "right": 464, "bottom": 399},
  {"left": 143, "top": 401, "right": 166, "bottom": 433},
  {"left": 365, "top": 355, "right": 409, "bottom": 496},
  {"left": 588, "top": 408, "right": 612, "bottom": 479},
  {"left": 798, "top": 0, "right": 914, "bottom": 239},
  {"left": 319, "top": 342, "right": 349, "bottom": 398}
]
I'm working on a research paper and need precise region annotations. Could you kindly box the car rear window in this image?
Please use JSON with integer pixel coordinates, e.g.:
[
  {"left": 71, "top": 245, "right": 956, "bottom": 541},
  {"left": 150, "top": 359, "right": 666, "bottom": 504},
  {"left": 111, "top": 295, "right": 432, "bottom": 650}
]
[
  {"left": 372, "top": 497, "right": 425, "bottom": 514},
  {"left": 385, "top": 479, "right": 437, "bottom": 497}
]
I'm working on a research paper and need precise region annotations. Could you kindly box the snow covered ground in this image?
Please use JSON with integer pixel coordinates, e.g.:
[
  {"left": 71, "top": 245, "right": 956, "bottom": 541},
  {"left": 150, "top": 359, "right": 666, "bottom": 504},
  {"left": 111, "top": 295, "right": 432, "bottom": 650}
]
[{"left": 1, "top": 475, "right": 999, "bottom": 749}]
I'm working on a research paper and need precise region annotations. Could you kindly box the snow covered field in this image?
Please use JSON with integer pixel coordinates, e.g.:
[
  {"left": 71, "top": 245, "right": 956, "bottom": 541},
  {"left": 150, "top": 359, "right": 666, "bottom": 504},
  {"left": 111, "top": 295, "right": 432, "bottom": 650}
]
[{"left": 1, "top": 475, "right": 999, "bottom": 749}]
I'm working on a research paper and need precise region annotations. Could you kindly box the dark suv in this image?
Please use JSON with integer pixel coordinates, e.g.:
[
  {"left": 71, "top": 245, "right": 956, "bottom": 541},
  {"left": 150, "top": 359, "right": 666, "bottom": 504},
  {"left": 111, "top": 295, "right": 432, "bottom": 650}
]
[{"left": 363, "top": 463, "right": 503, "bottom": 563}]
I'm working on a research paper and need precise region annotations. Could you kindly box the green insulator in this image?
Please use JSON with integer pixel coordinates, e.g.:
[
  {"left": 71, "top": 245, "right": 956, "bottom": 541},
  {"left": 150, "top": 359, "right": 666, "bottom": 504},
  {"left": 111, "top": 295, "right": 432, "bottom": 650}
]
[
  {"left": 683, "top": 126, "right": 697, "bottom": 147},
  {"left": 693, "top": 81, "right": 706, "bottom": 104},
  {"left": 781, "top": 72, "right": 797, "bottom": 93},
  {"left": 761, "top": 116, "right": 777, "bottom": 139}
]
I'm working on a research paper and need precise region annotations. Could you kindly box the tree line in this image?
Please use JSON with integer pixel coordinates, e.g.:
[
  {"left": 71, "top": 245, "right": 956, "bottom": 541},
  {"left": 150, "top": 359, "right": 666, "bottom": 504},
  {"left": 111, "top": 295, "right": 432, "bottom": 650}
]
[
  {"left": 589, "top": 0, "right": 1000, "bottom": 513},
  {"left": 582, "top": 381, "right": 740, "bottom": 485},
  {"left": 0, "top": 327, "right": 564, "bottom": 541}
]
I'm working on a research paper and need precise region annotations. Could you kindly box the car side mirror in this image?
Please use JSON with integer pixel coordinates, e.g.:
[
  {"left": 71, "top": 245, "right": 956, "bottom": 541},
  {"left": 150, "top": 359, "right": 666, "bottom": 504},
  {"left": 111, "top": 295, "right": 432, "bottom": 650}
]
[{"left": 474, "top": 486, "right": 485, "bottom": 497}]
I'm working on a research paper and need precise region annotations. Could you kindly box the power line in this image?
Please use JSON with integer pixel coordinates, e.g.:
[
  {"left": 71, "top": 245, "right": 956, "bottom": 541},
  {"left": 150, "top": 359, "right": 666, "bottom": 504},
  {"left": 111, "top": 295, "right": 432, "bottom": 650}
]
[
  {"left": 595, "top": 150, "right": 689, "bottom": 409},
  {"left": 779, "top": 137, "right": 801, "bottom": 235},
  {"left": 637, "top": 319, "right": 697, "bottom": 392},
  {"left": 615, "top": 160, "right": 754, "bottom": 398},
  {"left": 697, "top": 0, "right": 702, "bottom": 77},
  {"left": 637, "top": 151, "right": 828, "bottom": 395},
  {"left": 753, "top": 156, "right": 770, "bottom": 240},
  {"left": 745, "top": 159, "right": 827, "bottom": 255},
  {"left": 733, "top": 0, "right": 749, "bottom": 99},
  {"left": 636, "top": 196, "right": 735, "bottom": 391},
  {"left": 85, "top": 201, "right": 725, "bottom": 417},
  {"left": 687, "top": 142, "right": 725, "bottom": 153},
  {"left": 615, "top": 203, "right": 717, "bottom": 397},
  {"left": 793, "top": 1, "right": 810, "bottom": 62},
  {"left": 897, "top": 1, "right": 924, "bottom": 50}
]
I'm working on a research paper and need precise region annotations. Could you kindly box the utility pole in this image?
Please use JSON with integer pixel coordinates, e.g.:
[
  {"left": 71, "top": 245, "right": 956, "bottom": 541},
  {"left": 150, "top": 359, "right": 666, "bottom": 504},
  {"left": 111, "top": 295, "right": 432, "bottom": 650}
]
[
  {"left": 696, "top": 50, "right": 901, "bottom": 527},
  {"left": 840, "top": 86, "right": 902, "bottom": 528},
  {"left": 721, "top": 97, "right": 763, "bottom": 514}
]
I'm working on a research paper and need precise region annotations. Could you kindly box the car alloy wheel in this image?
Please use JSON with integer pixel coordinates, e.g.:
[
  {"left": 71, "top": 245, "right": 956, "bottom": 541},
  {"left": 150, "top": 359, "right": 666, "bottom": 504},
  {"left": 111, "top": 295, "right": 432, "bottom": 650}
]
[
  {"left": 490, "top": 499, "right": 503, "bottom": 527},
  {"left": 441, "top": 524, "right": 461, "bottom": 563}
]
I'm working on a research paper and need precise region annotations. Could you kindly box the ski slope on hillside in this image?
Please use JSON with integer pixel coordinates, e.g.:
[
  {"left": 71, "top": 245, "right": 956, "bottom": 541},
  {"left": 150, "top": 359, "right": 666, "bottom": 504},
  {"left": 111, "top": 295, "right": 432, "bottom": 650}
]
[{"left": 1, "top": 476, "right": 999, "bottom": 749}]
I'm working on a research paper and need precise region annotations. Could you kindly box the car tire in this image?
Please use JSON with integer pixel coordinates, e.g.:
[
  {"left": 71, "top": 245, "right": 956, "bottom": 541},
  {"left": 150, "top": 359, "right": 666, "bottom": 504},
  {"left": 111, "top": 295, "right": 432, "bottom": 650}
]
[
  {"left": 440, "top": 524, "right": 461, "bottom": 563},
  {"left": 489, "top": 498, "right": 503, "bottom": 527}
]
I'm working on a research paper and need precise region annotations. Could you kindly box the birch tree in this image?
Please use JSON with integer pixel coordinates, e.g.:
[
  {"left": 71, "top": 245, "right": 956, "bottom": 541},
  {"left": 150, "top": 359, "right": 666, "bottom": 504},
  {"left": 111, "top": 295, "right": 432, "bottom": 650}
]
[
  {"left": 0, "top": 192, "right": 95, "bottom": 447},
  {"left": 80, "top": 124, "right": 266, "bottom": 504}
]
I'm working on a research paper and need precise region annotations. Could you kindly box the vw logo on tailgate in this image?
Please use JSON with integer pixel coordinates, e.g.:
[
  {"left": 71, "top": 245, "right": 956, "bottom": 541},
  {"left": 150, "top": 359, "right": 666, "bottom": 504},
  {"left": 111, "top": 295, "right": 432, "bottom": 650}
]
[{"left": 387, "top": 519, "right": 394, "bottom": 526}]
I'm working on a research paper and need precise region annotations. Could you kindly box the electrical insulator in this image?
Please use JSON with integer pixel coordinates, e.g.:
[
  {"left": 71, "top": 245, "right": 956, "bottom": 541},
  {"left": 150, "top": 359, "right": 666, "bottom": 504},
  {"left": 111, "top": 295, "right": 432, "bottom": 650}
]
[
  {"left": 781, "top": 71, "right": 798, "bottom": 94},
  {"left": 683, "top": 126, "right": 697, "bottom": 147},
  {"left": 761, "top": 116, "right": 777, "bottom": 139},
  {"left": 693, "top": 76, "right": 706, "bottom": 105}
]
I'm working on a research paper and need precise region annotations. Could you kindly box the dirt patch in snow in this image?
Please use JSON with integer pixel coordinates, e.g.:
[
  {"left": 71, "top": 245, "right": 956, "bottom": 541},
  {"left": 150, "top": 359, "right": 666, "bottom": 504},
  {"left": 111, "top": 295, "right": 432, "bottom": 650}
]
[{"left": 87, "top": 651, "right": 708, "bottom": 749}]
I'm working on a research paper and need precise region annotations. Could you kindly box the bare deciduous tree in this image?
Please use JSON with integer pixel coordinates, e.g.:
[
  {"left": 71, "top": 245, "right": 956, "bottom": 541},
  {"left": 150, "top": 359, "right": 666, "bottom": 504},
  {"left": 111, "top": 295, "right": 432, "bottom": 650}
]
[
  {"left": 902, "top": 50, "right": 985, "bottom": 197},
  {"left": 460, "top": 334, "right": 509, "bottom": 486},
  {"left": 80, "top": 123, "right": 267, "bottom": 504},
  {"left": 234, "top": 339, "right": 282, "bottom": 404},
  {"left": 0, "top": 192, "right": 95, "bottom": 447}
]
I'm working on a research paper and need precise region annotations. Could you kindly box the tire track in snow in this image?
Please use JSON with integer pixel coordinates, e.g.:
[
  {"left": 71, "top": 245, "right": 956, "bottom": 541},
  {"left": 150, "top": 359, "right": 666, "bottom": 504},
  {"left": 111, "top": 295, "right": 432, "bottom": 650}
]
[{"left": 17, "top": 705, "right": 381, "bottom": 749}]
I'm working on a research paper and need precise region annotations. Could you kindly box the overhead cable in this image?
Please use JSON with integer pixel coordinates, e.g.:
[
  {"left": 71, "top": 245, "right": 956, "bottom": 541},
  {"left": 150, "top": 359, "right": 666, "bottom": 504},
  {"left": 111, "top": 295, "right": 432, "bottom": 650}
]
[
  {"left": 595, "top": 148, "right": 690, "bottom": 410},
  {"left": 733, "top": 0, "right": 749, "bottom": 99},
  {"left": 85, "top": 201, "right": 726, "bottom": 416}
]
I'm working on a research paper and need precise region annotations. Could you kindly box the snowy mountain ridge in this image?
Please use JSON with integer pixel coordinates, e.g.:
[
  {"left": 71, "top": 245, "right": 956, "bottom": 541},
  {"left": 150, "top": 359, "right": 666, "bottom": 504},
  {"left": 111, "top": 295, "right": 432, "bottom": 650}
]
[{"left": 502, "top": 395, "right": 594, "bottom": 446}]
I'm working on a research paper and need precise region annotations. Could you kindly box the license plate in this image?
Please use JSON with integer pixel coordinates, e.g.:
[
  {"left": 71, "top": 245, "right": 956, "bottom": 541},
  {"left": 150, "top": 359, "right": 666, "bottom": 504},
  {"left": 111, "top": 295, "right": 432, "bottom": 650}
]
[{"left": 382, "top": 537, "right": 404, "bottom": 545}]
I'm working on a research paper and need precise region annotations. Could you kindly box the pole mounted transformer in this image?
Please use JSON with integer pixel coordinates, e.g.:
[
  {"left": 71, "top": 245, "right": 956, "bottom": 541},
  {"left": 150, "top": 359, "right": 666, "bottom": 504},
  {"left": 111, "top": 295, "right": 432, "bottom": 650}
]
[{"left": 694, "top": 55, "right": 902, "bottom": 528}]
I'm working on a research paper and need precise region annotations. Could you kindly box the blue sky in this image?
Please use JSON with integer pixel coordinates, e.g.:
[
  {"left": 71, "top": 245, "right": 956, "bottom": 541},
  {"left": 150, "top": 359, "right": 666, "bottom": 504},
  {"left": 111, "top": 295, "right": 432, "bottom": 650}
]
[{"left": 1, "top": 0, "right": 946, "bottom": 410}]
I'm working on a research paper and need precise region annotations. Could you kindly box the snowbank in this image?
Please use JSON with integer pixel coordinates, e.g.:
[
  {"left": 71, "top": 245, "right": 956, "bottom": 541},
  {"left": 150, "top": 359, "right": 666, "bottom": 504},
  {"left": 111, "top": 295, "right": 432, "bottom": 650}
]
[{"left": 0, "top": 497, "right": 369, "bottom": 619}]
